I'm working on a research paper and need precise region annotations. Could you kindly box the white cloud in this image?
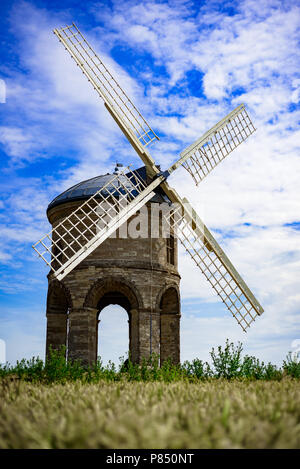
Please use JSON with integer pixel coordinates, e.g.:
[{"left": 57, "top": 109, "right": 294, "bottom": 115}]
[
  {"left": 0, "top": 79, "right": 6, "bottom": 103},
  {"left": 0, "top": 126, "right": 44, "bottom": 164}
]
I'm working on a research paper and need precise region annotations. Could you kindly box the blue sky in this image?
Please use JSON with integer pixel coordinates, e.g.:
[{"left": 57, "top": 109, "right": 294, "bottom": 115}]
[{"left": 0, "top": 0, "right": 300, "bottom": 366}]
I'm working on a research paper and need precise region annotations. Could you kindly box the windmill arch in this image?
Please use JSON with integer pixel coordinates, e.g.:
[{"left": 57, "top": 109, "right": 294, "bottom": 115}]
[
  {"left": 83, "top": 276, "right": 143, "bottom": 363},
  {"left": 84, "top": 276, "right": 142, "bottom": 311}
]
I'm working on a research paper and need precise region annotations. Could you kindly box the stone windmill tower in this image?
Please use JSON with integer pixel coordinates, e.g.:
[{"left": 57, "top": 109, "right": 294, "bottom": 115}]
[
  {"left": 33, "top": 24, "right": 264, "bottom": 367},
  {"left": 46, "top": 166, "right": 180, "bottom": 366}
]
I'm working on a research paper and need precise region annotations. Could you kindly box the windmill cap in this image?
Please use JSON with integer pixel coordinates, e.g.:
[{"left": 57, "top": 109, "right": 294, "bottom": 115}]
[{"left": 47, "top": 166, "right": 171, "bottom": 217}]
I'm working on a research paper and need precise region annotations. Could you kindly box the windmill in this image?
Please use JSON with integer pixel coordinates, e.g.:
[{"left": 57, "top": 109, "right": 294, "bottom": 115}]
[{"left": 33, "top": 22, "right": 263, "bottom": 349}]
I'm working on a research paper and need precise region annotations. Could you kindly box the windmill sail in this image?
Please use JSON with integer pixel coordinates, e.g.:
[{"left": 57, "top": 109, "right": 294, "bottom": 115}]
[
  {"left": 53, "top": 23, "right": 159, "bottom": 156},
  {"left": 164, "top": 196, "right": 263, "bottom": 331},
  {"left": 33, "top": 23, "right": 264, "bottom": 331},
  {"left": 32, "top": 169, "right": 165, "bottom": 281},
  {"left": 170, "top": 104, "right": 256, "bottom": 185}
]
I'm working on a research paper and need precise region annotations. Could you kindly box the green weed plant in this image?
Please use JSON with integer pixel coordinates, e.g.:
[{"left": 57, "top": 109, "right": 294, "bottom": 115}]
[{"left": 0, "top": 340, "right": 299, "bottom": 384}]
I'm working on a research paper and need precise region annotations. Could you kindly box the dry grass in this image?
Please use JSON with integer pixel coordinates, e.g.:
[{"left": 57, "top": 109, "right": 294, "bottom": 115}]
[{"left": 0, "top": 378, "right": 299, "bottom": 449}]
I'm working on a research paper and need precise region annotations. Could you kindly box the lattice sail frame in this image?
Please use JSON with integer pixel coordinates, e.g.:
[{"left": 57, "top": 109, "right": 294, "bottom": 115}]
[
  {"left": 32, "top": 169, "right": 164, "bottom": 281},
  {"left": 164, "top": 199, "right": 263, "bottom": 332},
  {"left": 53, "top": 23, "right": 159, "bottom": 149},
  {"left": 178, "top": 104, "right": 256, "bottom": 186}
]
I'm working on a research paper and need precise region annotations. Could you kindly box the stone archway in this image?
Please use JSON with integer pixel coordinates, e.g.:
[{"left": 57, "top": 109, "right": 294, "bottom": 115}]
[
  {"left": 96, "top": 290, "right": 136, "bottom": 365},
  {"left": 84, "top": 276, "right": 142, "bottom": 311},
  {"left": 97, "top": 295, "right": 130, "bottom": 366},
  {"left": 158, "top": 286, "right": 181, "bottom": 364},
  {"left": 46, "top": 280, "right": 72, "bottom": 359},
  {"left": 77, "top": 277, "right": 143, "bottom": 364}
]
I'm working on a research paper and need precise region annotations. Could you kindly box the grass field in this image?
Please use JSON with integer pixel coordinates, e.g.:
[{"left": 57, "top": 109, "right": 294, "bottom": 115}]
[
  {"left": 0, "top": 378, "right": 299, "bottom": 449},
  {"left": 1, "top": 341, "right": 299, "bottom": 449}
]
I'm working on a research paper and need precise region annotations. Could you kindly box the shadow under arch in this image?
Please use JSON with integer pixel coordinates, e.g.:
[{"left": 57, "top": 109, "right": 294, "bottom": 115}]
[
  {"left": 46, "top": 280, "right": 73, "bottom": 359},
  {"left": 156, "top": 283, "right": 180, "bottom": 313},
  {"left": 84, "top": 276, "right": 143, "bottom": 363}
]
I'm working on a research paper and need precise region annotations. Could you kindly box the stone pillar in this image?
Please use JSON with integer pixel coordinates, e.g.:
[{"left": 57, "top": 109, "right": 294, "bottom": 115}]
[
  {"left": 46, "top": 313, "right": 67, "bottom": 359},
  {"left": 68, "top": 307, "right": 97, "bottom": 367},
  {"left": 137, "top": 308, "right": 160, "bottom": 362},
  {"left": 160, "top": 312, "right": 180, "bottom": 365},
  {"left": 150, "top": 311, "right": 160, "bottom": 359},
  {"left": 139, "top": 308, "right": 151, "bottom": 361},
  {"left": 129, "top": 309, "right": 139, "bottom": 363},
  {"left": 95, "top": 318, "right": 100, "bottom": 362}
]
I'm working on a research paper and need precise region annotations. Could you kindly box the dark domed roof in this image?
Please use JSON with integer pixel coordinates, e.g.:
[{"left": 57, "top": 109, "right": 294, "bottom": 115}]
[{"left": 47, "top": 166, "right": 171, "bottom": 214}]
